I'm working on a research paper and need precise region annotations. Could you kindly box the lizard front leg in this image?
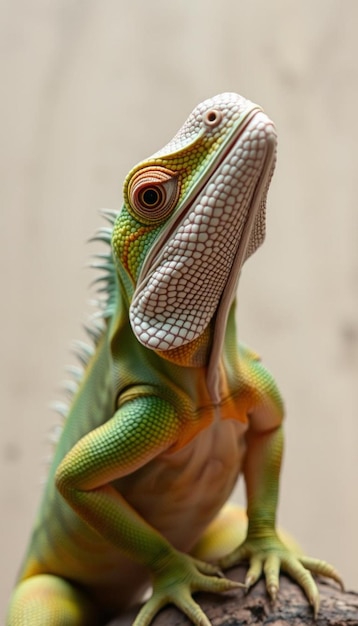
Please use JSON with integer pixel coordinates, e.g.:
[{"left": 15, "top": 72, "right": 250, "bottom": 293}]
[
  {"left": 55, "top": 394, "right": 239, "bottom": 626},
  {"left": 218, "top": 358, "right": 343, "bottom": 616}
]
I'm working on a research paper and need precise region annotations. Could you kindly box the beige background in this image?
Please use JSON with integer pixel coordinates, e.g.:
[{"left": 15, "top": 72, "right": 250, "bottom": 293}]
[{"left": 1, "top": 0, "right": 357, "bottom": 620}]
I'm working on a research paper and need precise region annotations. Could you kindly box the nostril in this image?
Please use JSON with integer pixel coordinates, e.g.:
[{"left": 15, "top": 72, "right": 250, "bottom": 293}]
[{"left": 203, "top": 109, "right": 223, "bottom": 128}]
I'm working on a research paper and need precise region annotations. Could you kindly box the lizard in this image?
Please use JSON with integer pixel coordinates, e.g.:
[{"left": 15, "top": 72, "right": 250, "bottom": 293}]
[{"left": 7, "top": 92, "right": 342, "bottom": 626}]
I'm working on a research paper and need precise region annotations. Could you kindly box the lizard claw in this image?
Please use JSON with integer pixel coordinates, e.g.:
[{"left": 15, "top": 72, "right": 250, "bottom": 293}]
[
  {"left": 267, "top": 584, "right": 278, "bottom": 602},
  {"left": 218, "top": 533, "right": 343, "bottom": 618},
  {"left": 299, "top": 556, "right": 344, "bottom": 591},
  {"left": 134, "top": 551, "right": 243, "bottom": 626}
]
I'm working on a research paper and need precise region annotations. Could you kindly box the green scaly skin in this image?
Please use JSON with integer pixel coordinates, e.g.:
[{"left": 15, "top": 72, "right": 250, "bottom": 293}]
[{"left": 7, "top": 93, "right": 342, "bottom": 626}]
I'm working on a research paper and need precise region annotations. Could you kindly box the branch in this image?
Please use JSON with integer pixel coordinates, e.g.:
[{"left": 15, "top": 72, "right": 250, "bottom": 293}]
[{"left": 111, "top": 566, "right": 358, "bottom": 625}]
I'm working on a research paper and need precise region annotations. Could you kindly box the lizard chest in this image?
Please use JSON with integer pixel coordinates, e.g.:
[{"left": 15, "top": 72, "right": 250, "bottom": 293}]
[{"left": 117, "top": 415, "right": 248, "bottom": 551}]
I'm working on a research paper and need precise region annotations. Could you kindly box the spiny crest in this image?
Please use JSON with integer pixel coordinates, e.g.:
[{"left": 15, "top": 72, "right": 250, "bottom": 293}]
[
  {"left": 89, "top": 208, "right": 118, "bottom": 322},
  {"left": 49, "top": 208, "right": 119, "bottom": 436}
]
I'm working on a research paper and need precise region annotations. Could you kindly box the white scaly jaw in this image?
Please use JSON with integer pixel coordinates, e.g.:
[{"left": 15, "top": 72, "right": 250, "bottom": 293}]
[{"left": 129, "top": 95, "right": 277, "bottom": 397}]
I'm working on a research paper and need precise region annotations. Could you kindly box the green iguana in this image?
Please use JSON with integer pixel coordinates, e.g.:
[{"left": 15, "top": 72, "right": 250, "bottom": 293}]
[{"left": 7, "top": 93, "right": 342, "bottom": 626}]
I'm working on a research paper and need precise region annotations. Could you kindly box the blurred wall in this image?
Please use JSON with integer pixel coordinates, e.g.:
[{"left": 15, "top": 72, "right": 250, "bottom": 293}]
[{"left": 1, "top": 0, "right": 357, "bottom": 619}]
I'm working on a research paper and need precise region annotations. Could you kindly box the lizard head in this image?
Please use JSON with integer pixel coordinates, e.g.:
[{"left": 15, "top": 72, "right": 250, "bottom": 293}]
[{"left": 112, "top": 93, "right": 277, "bottom": 378}]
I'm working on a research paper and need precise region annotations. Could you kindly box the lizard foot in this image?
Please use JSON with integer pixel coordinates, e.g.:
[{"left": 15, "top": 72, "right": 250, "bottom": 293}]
[
  {"left": 133, "top": 550, "right": 243, "bottom": 626},
  {"left": 218, "top": 532, "right": 343, "bottom": 618}
]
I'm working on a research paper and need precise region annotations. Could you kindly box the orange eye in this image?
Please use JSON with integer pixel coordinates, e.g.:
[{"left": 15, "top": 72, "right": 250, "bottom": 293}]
[
  {"left": 128, "top": 166, "right": 180, "bottom": 222},
  {"left": 139, "top": 187, "right": 163, "bottom": 208},
  {"left": 203, "top": 108, "right": 223, "bottom": 128}
]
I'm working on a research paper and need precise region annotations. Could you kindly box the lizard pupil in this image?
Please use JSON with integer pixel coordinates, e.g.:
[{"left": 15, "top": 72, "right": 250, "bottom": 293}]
[{"left": 142, "top": 188, "right": 161, "bottom": 206}]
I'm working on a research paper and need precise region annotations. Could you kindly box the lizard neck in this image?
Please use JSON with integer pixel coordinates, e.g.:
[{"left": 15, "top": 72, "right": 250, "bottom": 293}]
[
  {"left": 153, "top": 301, "right": 239, "bottom": 406},
  {"left": 154, "top": 323, "right": 213, "bottom": 369}
]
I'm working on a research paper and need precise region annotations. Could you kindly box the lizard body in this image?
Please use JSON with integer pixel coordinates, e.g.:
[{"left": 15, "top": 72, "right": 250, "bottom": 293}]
[{"left": 7, "top": 93, "right": 341, "bottom": 626}]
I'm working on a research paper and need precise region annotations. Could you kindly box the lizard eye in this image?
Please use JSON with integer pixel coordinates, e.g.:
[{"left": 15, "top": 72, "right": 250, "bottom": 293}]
[
  {"left": 203, "top": 108, "right": 223, "bottom": 128},
  {"left": 128, "top": 167, "right": 180, "bottom": 222},
  {"left": 140, "top": 187, "right": 163, "bottom": 207}
]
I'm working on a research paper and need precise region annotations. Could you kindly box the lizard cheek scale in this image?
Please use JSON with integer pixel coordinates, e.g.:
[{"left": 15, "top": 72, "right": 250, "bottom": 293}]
[{"left": 7, "top": 92, "right": 342, "bottom": 626}]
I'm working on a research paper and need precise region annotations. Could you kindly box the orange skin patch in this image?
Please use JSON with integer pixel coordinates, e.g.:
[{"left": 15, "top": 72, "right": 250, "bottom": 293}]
[{"left": 122, "top": 225, "right": 157, "bottom": 281}]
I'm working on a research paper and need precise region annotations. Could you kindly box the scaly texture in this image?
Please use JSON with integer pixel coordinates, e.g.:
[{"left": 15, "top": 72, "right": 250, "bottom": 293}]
[{"left": 7, "top": 93, "right": 341, "bottom": 626}]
